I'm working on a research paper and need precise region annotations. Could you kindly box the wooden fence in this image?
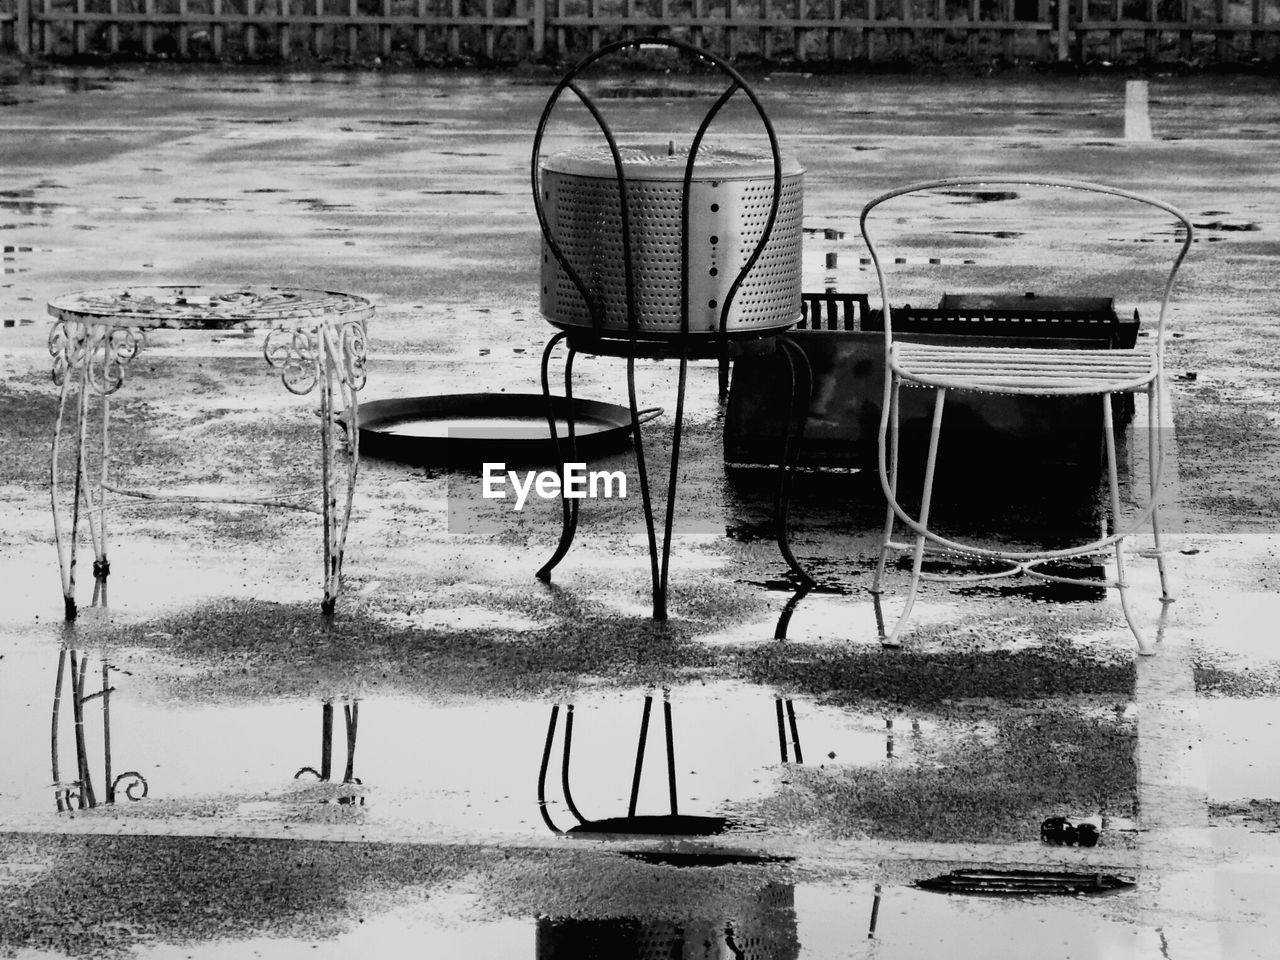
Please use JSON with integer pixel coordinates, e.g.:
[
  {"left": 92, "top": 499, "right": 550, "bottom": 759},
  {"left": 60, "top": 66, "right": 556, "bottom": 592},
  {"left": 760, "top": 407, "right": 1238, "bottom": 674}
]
[{"left": 1, "top": 0, "right": 1277, "bottom": 63}]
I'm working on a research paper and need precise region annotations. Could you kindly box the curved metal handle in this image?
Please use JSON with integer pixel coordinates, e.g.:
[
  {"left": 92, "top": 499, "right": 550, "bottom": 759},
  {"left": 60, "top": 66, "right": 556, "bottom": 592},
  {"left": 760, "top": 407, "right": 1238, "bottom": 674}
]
[{"left": 635, "top": 406, "right": 664, "bottom": 426}]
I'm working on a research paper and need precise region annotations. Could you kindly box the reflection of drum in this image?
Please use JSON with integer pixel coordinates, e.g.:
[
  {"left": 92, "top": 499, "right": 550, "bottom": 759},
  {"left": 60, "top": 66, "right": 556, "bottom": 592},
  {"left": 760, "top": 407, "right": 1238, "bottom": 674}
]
[
  {"left": 539, "top": 147, "right": 804, "bottom": 337},
  {"left": 535, "top": 882, "right": 798, "bottom": 960}
]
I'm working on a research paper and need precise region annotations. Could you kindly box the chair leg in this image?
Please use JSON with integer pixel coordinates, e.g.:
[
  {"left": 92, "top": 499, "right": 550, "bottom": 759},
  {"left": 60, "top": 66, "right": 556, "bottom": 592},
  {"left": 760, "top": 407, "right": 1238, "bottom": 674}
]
[
  {"left": 881, "top": 386, "right": 946, "bottom": 648},
  {"left": 1148, "top": 387, "right": 1172, "bottom": 602},
  {"left": 536, "top": 333, "right": 579, "bottom": 583},
  {"left": 871, "top": 378, "right": 901, "bottom": 596},
  {"left": 1104, "top": 393, "right": 1155, "bottom": 656}
]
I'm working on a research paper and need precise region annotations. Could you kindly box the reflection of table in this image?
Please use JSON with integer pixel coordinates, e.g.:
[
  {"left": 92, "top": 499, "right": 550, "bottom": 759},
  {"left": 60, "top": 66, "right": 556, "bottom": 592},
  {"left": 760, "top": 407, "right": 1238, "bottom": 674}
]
[{"left": 47, "top": 285, "right": 373, "bottom": 619}]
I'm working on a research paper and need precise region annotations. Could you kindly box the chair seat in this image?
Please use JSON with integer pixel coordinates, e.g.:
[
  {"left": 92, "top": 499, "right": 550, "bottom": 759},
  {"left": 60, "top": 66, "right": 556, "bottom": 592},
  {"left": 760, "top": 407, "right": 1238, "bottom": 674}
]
[{"left": 892, "top": 342, "right": 1157, "bottom": 395}]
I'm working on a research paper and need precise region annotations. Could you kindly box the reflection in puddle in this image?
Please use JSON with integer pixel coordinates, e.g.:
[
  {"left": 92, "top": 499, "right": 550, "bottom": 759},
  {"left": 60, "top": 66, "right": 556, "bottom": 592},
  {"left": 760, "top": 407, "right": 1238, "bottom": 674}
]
[
  {"left": 102, "top": 875, "right": 1154, "bottom": 960},
  {"left": 50, "top": 647, "right": 149, "bottom": 812},
  {"left": 0, "top": 659, "right": 926, "bottom": 839},
  {"left": 293, "top": 699, "right": 365, "bottom": 805},
  {"left": 800, "top": 883, "right": 1151, "bottom": 960},
  {"left": 536, "top": 687, "right": 929, "bottom": 838},
  {"left": 915, "top": 868, "right": 1134, "bottom": 894},
  {"left": 593, "top": 85, "right": 706, "bottom": 99},
  {"left": 940, "top": 189, "right": 1020, "bottom": 203},
  {"left": 538, "top": 691, "right": 778, "bottom": 836},
  {"left": 535, "top": 885, "right": 797, "bottom": 958}
]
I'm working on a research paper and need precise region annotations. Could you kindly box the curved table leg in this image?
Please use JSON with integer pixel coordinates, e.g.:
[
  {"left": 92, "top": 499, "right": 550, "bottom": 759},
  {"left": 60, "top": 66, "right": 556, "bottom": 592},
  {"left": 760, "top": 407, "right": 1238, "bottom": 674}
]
[
  {"left": 51, "top": 363, "right": 86, "bottom": 621},
  {"left": 86, "top": 390, "right": 111, "bottom": 608},
  {"left": 318, "top": 336, "right": 338, "bottom": 614},
  {"left": 51, "top": 322, "right": 118, "bottom": 621},
  {"left": 652, "top": 355, "right": 691, "bottom": 621},
  {"left": 318, "top": 321, "right": 366, "bottom": 615},
  {"left": 537, "top": 331, "right": 580, "bottom": 582},
  {"left": 775, "top": 336, "right": 815, "bottom": 588},
  {"left": 625, "top": 349, "right": 664, "bottom": 619}
]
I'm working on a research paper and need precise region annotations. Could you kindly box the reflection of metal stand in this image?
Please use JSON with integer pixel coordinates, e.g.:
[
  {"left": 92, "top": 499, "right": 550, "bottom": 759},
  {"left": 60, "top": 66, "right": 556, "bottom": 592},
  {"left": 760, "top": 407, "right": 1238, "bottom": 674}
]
[
  {"left": 535, "top": 881, "right": 798, "bottom": 960},
  {"left": 47, "top": 287, "right": 371, "bottom": 620},
  {"left": 295, "top": 699, "right": 362, "bottom": 804},
  {"left": 538, "top": 691, "right": 727, "bottom": 836},
  {"left": 775, "top": 696, "right": 804, "bottom": 764},
  {"left": 537, "top": 690, "right": 805, "bottom": 837},
  {"left": 774, "top": 583, "right": 814, "bottom": 640},
  {"left": 531, "top": 38, "right": 813, "bottom": 621},
  {"left": 50, "top": 648, "right": 147, "bottom": 811}
]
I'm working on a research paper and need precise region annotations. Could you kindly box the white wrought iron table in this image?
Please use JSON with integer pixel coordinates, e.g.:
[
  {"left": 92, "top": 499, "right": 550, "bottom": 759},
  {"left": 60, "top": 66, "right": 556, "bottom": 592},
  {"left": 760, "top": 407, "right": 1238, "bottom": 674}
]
[{"left": 47, "top": 284, "right": 373, "bottom": 619}]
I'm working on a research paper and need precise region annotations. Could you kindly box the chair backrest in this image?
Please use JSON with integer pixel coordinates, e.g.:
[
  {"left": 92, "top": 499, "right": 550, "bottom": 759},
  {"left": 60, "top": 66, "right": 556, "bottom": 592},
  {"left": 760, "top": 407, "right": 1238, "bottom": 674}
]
[
  {"left": 857, "top": 176, "right": 1194, "bottom": 362},
  {"left": 530, "top": 37, "right": 788, "bottom": 339}
]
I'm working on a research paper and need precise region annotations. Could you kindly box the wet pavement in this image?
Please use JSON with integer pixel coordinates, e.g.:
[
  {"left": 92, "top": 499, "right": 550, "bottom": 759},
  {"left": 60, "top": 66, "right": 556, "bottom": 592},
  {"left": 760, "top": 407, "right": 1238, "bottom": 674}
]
[{"left": 1, "top": 61, "right": 1279, "bottom": 956}]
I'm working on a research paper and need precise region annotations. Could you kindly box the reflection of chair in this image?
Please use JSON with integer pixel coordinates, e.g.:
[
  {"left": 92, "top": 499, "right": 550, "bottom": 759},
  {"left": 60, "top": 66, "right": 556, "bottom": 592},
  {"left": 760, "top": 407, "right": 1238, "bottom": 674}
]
[
  {"left": 537, "top": 690, "right": 804, "bottom": 836},
  {"left": 860, "top": 178, "right": 1193, "bottom": 655},
  {"left": 538, "top": 692, "right": 726, "bottom": 835}
]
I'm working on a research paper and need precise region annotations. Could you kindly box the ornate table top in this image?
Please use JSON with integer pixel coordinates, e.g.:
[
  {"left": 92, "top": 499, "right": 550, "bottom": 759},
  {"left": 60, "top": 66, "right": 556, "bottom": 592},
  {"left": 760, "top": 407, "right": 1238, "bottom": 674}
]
[{"left": 47, "top": 285, "right": 373, "bottom": 329}]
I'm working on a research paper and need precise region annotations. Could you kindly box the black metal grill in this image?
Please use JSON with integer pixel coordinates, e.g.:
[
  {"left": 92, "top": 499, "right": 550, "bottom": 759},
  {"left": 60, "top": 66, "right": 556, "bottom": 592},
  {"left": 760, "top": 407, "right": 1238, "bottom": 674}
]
[{"left": 864, "top": 292, "right": 1140, "bottom": 348}]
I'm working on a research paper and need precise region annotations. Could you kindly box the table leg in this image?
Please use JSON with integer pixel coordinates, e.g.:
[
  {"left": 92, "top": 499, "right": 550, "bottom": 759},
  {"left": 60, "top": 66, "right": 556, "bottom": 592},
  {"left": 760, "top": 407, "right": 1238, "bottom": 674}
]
[
  {"left": 537, "top": 331, "right": 580, "bottom": 582},
  {"left": 538, "top": 334, "right": 671, "bottom": 620},
  {"left": 50, "top": 321, "right": 135, "bottom": 620},
  {"left": 50, "top": 362, "right": 87, "bottom": 620},
  {"left": 317, "top": 321, "right": 366, "bottom": 615},
  {"left": 651, "top": 355, "right": 691, "bottom": 621},
  {"left": 775, "top": 336, "right": 815, "bottom": 588}
]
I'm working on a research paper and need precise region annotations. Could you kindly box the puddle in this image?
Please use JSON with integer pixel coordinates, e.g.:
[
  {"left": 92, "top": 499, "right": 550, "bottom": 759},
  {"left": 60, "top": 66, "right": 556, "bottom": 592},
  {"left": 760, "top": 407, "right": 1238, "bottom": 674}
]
[
  {"left": 799, "top": 882, "right": 1151, "bottom": 959},
  {"left": 1196, "top": 698, "right": 1280, "bottom": 802},
  {"left": 0, "top": 199, "right": 64, "bottom": 215},
  {"left": 0, "top": 661, "right": 934, "bottom": 841},
  {"left": 941, "top": 190, "right": 1020, "bottom": 203},
  {"left": 951, "top": 229, "right": 1025, "bottom": 239},
  {"left": 271, "top": 878, "right": 1154, "bottom": 959},
  {"left": 1191, "top": 587, "right": 1280, "bottom": 664},
  {"left": 0, "top": 859, "right": 1159, "bottom": 960},
  {"left": 593, "top": 86, "right": 706, "bottom": 99},
  {"left": 289, "top": 197, "right": 355, "bottom": 211},
  {"left": 195, "top": 117, "right": 295, "bottom": 125},
  {"left": 1194, "top": 220, "right": 1260, "bottom": 232}
]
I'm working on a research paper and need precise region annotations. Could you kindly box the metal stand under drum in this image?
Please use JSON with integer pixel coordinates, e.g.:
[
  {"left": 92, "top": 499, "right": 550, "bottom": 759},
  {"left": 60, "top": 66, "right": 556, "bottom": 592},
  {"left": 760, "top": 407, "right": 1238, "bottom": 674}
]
[
  {"left": 536, "top": 330, "right": 814, "bottom": 620},
  {"left": 531, "top": 36, "right": 814, "bottom": 620}
]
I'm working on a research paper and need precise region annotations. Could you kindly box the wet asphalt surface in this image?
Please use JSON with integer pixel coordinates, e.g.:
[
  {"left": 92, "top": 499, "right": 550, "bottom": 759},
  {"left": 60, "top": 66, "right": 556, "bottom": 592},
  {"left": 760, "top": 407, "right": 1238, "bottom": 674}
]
[{"left": 0, "top": 61, "right": 1279, "bottom": 957}]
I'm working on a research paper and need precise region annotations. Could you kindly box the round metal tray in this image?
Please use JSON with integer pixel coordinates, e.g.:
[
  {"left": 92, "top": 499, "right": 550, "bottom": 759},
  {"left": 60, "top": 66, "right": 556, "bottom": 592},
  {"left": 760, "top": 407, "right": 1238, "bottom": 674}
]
[{"left": 349, "top": 393, "right": 657, "bottom": 467}]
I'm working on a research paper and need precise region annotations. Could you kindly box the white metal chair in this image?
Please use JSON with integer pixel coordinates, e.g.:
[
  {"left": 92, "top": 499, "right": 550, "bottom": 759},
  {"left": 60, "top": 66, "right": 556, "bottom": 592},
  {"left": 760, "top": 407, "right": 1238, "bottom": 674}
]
[{"left": 859, "top": 177, "right": 1193, "bottom": 655}]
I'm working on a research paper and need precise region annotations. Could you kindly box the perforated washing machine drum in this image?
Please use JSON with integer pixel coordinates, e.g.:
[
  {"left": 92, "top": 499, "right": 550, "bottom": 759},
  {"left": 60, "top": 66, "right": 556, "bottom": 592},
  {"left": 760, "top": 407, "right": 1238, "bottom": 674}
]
[{"left": 538, "top": 146, "right": 804, "bottom": 337}]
